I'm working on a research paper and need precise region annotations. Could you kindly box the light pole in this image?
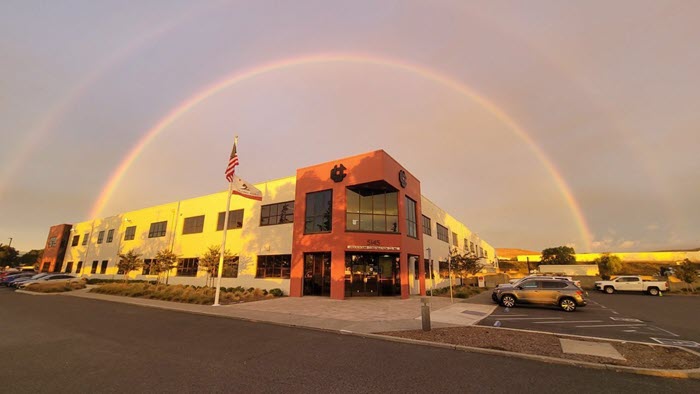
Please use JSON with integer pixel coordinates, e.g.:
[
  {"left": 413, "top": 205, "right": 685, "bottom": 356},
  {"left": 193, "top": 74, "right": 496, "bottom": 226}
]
[{"left": 8, "top": 238, "right": 12, "bottom": 248}]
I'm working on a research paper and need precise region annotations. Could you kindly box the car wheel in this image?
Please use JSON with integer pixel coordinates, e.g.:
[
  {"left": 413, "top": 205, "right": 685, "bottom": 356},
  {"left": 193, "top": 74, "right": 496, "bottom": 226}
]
[
  {"left": 604, "top": 286, "right": 614, "bottom": 294},
  {"left": 648, "top": 287, "right": 659, "bottom": 296},
  {"left": 559, "top": 298, "right": 576, "bottom": 312},
  {"left": 501, "top": 295, "right": 516, "bottom": 308}
]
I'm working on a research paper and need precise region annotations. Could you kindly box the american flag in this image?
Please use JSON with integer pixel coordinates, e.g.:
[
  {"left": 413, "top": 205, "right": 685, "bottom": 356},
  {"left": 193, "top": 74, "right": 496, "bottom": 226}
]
[{"left": 224, "top": 139, "right": 238, "bottom": 182}]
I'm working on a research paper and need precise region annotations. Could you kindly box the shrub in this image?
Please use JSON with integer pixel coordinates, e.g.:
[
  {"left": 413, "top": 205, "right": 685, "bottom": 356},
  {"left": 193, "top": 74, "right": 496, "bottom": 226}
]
[
  {"left": 24, "top": 281, "right": 86, "bottom": 293},
  {"left": 89, "top": 283, "right": 273, "bottom": 304},
  {"left": 269, "top": 288, "right": 284, "bottom": 297}
]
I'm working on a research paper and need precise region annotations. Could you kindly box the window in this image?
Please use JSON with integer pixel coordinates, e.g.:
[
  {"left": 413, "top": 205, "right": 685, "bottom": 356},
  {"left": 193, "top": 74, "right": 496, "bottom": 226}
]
[
  {"left": 97, "top": 231, "right": 105, "bottom": 244},
  {"left": 436, "top": 224, "right": 448, "bottom": 242},
  {"left": 463, "top": 238, "right": 468, "bottom": 252},
  {"left": 470, "top": 241, "right": 475, "bottom": 253},
  {"left": 82, "top": 233, "right": 89, "bottom": 246},
  {"left": 439, "top": 260, "right": 449, "bottom": 278},
  {"left": 305, "top": 190, "right": 332, "bottom": 233},
  {"left": 182, "top": 215, "right": 205, "bottom": 234},
  {"left": 48, "top": 237, "right": 57, "bottom": 247},
  {"left": 484, "top": 250, "right": 488, "bottom": 258},
  {"left": 346, "top": 184, "right": 398, "bottom": 233},
  {"left": 256, "top": 255, "right": 291, "bottom": 278},
  {"left": 148, "top": 221, "right": 167, "bottom": 238},
  {"left": 452, "top": 232, "right": 458, "bottom": 247},
  {"left": 177, "top": 258, "right": 199, "bottom": 277},
  {"left": 405, "top": 197, "right": 417, "bottom": 238},
  {"left": 260, "top": 201, "right": 295, "bottom": 226},
  {"left": 106, "top": 229, "right": 114, "bottom": 243},
  {"left": 542, "top": 281, "right": 567, "bottom": 289},
  {"left": 521, "top": 280, "right": 539, "bottom": 289},
  {"left": 91, "top": 261, "right": 99, "bottom": 274},
  {"left": 422, "top": 215, "right": 431, "bottom": 236},
  {"left": 76, "top": 261, "right": 83, "bottom": 275},
  {"left": 71, "top": 235, "right": 80, "bottom": 247},
  {"left": 142, "top": 259, "right": 154, "bottom": 275},
  {"left": 100, "top": 260, "right": 108, "bottom": 274},
  {"left": 124, "top": 226, "right": 136, "bottom": 241},
  {"left": 216, "top": 210, "right": 244, "bottom": 231},
  {"left": 65, "top": 261, "right": 73, "bottom": 273}
]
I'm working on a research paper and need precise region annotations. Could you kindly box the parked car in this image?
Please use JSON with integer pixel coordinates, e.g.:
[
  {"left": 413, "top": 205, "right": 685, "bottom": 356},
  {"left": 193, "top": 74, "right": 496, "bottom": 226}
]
[
  {"left": 594, "top": 276, "right": 669, "bottom": 296},
  {"left": 1, "top": 272, "right": 36, "bottom": 286},
  {"left": 18, "top": 274, "right": 86, "bottom": 289},
  {"left": 9, "top": 273, "right": 51, "bottom": 288},
  {"left": 492, "top": 278, "right": 587, "bottom": 312}
]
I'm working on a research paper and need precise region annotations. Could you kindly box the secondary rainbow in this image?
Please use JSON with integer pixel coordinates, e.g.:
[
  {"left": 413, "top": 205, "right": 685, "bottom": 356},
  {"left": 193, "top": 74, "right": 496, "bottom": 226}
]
[{"left": 89, "top": 52, "right": 593, "bottom": 251}]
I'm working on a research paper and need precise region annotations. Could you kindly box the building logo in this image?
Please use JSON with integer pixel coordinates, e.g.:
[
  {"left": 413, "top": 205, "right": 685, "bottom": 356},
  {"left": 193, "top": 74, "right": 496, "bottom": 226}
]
[
  {"left": 398, "top": 169, "right": 407, "bottom": 188},
  {"left": 330, "top": 164, "right": 347, "bottom": 182}
]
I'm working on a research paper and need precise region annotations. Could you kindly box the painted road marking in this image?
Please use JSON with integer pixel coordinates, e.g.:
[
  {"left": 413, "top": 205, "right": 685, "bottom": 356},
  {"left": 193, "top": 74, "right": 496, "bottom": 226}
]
[
  {"left": 533, "top": 320, "right": 603, "bottom": 324},
  {"left": 610, "top": 317, "right": 643, "bottom": 323},
  {"left": 610, "top": 311, "right": 620, "bottom": 315},
  {"left": 651, "top": 338, "right": 700, "bottom": 348},
  {"left": 575, "top": 323, "right": 647, "bottom": 328},
  {"left": 496, "top": 317, "right": 564, "bottom": 321},
  {"left": 648, "top": 326, "right": 680, "bottom": 337},
  {"left": 490, "top": 314, "right": 529, "bottom": 317}
]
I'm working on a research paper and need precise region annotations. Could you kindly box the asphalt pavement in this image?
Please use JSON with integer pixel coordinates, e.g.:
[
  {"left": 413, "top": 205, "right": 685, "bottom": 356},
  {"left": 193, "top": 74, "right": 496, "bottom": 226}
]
[
  {"left": 1, "top": 289, "right": 699, "bottom": 393},
  {"left": 480, "top": 290, "right": 700, "bottom": 347}
]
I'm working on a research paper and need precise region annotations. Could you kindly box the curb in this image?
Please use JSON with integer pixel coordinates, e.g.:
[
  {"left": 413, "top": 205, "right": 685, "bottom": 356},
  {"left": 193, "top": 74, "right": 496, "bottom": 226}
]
[
  {"left": 61, "top": 292, "right": 700, "bottom": 379},
  {"left": 14, "top": 289, "right": 64, "bottom": 296}
]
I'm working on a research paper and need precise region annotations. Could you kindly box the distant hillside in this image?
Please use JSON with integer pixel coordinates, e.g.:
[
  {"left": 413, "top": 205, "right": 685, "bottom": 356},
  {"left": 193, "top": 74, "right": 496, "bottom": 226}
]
[{"left": 496, "top": 248, "right": 539, "bottom": 259}]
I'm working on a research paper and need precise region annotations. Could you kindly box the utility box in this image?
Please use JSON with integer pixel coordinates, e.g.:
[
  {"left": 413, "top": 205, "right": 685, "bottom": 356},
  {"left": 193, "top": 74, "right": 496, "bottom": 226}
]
[{"left": 478, "top": 276, "right": 485, "bottom": 288}]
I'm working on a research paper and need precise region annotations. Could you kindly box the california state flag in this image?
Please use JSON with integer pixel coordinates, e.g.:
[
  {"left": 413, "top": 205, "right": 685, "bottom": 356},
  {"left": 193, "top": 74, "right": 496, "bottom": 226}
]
[{"left": 231, "top": 175, "right": 263, "bottom": 201}]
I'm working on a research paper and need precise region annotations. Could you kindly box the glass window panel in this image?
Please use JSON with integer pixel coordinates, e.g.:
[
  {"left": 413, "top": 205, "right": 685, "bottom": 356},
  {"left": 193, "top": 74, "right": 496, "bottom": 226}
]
[
  {"left": 261, "top": 205, "right": 269, "bottom": 217},
  {"left": 373, "top": 215, "right": 386, "bottom": 232},
  {"left": 360, "top": 214, "right": 373, "bottom": 231},
  {"left": 359, "top": 195, "right": 373, "bottom": 213},
  {"left": 373, "top": 194, "right": 385, "bottom": 214},
  {"left": 347, "top": 213, "right": 359, "bottom": 231},
  {"left": 346, "top": 190, "right": 359, "bottom": 213},
  {"left": 387, "top": 216, "right": 399, "bottom": 232},
  {"left": 385, "top": 192, "right": 398, "bottom": 214}
]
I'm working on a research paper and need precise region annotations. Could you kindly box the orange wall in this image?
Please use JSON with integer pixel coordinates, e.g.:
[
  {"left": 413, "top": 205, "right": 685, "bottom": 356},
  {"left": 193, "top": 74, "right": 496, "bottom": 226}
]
[
  {"left": 290, "top": 150, "right": 424, "bottom": 299},
  {"left": 41, "top": 224, "right": 72, "bottom": 272}
]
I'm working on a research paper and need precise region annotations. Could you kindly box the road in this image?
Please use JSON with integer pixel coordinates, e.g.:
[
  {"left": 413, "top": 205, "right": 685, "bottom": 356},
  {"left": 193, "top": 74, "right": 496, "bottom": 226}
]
[
  {"left": 1, "top": 290, "right": 698, "bottom": 393},
  {"left": 479, "top": 290, "right": 700, "bottom": 347}
]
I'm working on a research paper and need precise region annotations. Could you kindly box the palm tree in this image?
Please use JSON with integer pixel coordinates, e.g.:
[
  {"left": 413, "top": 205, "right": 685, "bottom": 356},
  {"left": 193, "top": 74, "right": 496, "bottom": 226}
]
[{"left": 117, "top": 250, "right": 143, "bottom": 282}]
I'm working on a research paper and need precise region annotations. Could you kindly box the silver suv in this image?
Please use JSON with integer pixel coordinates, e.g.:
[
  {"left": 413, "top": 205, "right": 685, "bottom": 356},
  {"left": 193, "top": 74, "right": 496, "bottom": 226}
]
[{"left": 492, "top": 279, "right": 587, "bottom": 312}]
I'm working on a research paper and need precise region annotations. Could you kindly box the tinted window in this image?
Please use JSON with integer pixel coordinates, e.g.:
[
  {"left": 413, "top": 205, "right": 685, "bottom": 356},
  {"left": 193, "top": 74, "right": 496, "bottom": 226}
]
[
  {"left": 520, "top": 281, "right": 539, "bottom": 289},
  {"left": 542, "top": 281, "right": 568, "bottom": 289},
  {"left": 216, "top": 210, "right": 244, "bottom": 230},
  {"left": 305, "top": 190, "right": 332, "bottom": 233},
  {"left": 183, "top": 215, "right": 205, "bottom": 234}
]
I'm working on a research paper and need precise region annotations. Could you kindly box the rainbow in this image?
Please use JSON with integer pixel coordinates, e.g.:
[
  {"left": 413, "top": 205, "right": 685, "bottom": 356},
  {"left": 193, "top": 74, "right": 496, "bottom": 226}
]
[{"left": 89, "top": 52, "right": 593, "bottom": 251}]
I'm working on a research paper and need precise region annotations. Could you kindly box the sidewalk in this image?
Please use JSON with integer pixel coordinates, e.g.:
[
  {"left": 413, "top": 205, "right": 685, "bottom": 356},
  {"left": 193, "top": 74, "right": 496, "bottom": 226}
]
[{"left": 63, "top": 289, "right": 496, "bottom": 333}]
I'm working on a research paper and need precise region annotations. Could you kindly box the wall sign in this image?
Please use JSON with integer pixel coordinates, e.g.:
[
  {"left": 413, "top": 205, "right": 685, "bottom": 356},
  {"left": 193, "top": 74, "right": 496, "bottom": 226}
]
[
  {"left": 331, "top": 164, "right": 347, "bottom": 182},
  {"left": 398, "top": 169, "right": 407, "bottom": 188},
  {"left": 347, "top": 245, "right": 401, "bottom": 251}
]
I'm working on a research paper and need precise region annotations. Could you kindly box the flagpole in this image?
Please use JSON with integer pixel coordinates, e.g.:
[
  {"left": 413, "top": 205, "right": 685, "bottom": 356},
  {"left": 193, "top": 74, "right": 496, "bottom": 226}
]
[
  {"left": 213, "top": 181, "right": 233, "bottom": 306},
  {"left": 214, "top": 135, "right": 238, "bottom": 306}
]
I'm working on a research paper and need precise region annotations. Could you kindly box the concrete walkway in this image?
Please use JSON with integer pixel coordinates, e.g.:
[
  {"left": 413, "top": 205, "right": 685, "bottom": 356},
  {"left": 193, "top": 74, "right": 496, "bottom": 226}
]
[{"left": 63, "top": 289, "right": 496, "bottom": 333}]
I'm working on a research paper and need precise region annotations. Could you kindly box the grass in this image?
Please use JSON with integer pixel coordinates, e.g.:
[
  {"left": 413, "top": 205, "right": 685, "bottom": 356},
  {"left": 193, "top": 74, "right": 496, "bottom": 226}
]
[
  {"left": 23, "top": 281, "right": 86, "bottom": 293},
  {"left": 89, "top": 283, "right": 283, "bottom": 305}
]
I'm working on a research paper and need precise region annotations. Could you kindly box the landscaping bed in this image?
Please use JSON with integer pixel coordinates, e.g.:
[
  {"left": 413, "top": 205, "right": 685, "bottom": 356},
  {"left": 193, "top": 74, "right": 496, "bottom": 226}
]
[
  {"left": 383, "top": 326, "right": 700, "bottom": 370},
  {"left": 89, "top": 282, "right": 283, "bottom": 305},
  {"left": 431, "top": 285, "right": 484, "bottom": 299}
]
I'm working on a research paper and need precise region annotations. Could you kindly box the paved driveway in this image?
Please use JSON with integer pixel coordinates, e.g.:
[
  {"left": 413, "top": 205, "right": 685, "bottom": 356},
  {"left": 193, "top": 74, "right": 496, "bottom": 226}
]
[{"left": 479, "top": 291, "right": 700, "bottom": 347}]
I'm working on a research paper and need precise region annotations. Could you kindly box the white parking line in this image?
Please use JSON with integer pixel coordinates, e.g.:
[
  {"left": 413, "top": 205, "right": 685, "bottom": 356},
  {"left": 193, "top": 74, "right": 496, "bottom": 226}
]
[
  {"left": 496, "top": 317, "right": 563, "bottom": 321},
  {"left": 575, "top": 323, "right": 647, "bottom": 328},
  {"left": 649, "top": 325, "right": 680, "bottom": 337},
  {"left": 533, "top": 320, "right": 603, "bottom": 324}
]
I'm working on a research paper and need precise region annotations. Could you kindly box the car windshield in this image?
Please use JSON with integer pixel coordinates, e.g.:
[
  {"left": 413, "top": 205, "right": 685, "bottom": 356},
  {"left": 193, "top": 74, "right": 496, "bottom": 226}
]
[{"left": 30, "top": 273, "right": 48, "bottom": 279}]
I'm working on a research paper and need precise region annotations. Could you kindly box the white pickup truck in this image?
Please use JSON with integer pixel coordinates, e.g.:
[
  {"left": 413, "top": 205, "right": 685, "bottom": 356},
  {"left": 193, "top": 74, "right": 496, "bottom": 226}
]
[{"left": 595, "top": 276, "right": 669, "bottom": 296}]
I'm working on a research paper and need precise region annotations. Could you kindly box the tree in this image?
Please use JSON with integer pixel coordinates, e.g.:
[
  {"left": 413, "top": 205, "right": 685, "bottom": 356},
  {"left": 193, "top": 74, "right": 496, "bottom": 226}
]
[
  {"left": 594, "top": 253, "right": 622, "bottom": 280},
  {"left": 199, "top": 245, "right": 236, "bottom": 287},
  {"left": 17, "top": 249, "right": 43, "bottom": 267},
  {"left": 117, "top": 250, "right": 143, "bottom": 282},
  {"left": 153, "top": 249, "right": 178, "bottom": 284},
  {"left": 540, "top": 246, "right": 576, "bottom": 265},
  {"left": 449, "top": 248, "right": 482, "bottom": 285},
  {"left": 675, "top": 259, "right": 698, "bottom": 293},
  {"left": 0, "top": 244, "right": 19, "bottom": 268}
]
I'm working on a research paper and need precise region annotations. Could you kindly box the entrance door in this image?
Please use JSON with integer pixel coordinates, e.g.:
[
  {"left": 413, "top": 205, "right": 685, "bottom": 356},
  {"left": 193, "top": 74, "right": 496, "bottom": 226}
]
[
  {"left": 345, "top": 253, "right": 400, "bottom": 297},
  {"left": 303, "top": 253, "right": 331, "bottom": 296}
]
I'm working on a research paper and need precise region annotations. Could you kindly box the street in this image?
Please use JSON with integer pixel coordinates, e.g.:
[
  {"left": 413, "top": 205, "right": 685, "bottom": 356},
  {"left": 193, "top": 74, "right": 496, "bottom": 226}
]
[{"left": 1, "top": 289, "right": 698, "bottom": 393}]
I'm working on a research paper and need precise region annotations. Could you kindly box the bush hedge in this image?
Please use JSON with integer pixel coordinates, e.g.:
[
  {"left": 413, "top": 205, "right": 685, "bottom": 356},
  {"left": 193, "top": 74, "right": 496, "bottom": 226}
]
[
  {"left": 23, "top": 281, "right": 86, "bottom": 293},
  {"left": 432, "top": 285, "right": 484, "bottom": 299},
  {"left": 89, "top": 283, "right": 284, "bottom": 304}
]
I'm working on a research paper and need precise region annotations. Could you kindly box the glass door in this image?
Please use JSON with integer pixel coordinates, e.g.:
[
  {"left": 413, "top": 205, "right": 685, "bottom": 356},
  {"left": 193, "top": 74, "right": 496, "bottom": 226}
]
[{"left": 303, "top": 253, "right": 331, "bottom": 296}]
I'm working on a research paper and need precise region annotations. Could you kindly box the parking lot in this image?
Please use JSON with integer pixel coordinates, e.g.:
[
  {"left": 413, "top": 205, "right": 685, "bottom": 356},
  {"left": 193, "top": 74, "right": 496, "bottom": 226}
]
[{"left": 479, "top": 291, "right": 700, "bottom": 348}]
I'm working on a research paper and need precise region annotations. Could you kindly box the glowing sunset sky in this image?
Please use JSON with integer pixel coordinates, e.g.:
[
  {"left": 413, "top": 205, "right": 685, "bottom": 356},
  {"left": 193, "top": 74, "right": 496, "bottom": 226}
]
[{"left": 1, "top": 1, "right": 698, "bottom": 253}]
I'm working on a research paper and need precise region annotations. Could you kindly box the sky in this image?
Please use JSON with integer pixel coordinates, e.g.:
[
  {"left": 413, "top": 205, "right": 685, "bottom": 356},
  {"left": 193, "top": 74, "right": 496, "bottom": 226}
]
[{"left": 1, "top": 0, "right": 698, "bottom": 254}]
